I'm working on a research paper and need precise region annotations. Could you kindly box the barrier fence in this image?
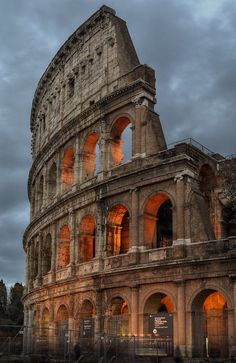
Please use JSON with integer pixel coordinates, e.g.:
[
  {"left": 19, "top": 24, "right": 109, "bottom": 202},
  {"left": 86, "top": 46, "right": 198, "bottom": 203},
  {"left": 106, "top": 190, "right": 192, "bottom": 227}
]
[{"left": 0, "top": 325, "right": 173, "bottom": 362}]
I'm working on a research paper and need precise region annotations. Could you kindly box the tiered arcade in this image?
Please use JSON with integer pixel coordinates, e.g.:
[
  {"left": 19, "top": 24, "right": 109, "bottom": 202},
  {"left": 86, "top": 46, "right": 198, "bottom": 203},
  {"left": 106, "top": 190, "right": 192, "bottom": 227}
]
[{"left": 23, "top": 6, "right": 236, "bottom": 360}]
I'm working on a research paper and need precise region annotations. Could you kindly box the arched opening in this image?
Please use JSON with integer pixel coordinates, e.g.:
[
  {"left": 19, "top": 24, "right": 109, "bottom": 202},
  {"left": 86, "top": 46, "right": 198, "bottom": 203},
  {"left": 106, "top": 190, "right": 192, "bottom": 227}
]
[
  {"left": 80, "top": 300, "right": 95, "bottom": 347},
  {"left": 82, "top": 133, "right": 100, "bottom": 180},
  {"left": 42, "top": 234, "right": 52, "bottom": 275},
  {"left": 144, "top": 193, "right": 173, "bottom": 249},
  {"left": 192, "top": 290, "right": 228, "bottom": 358},
  {"left": 106, "top": 297, "right": 129, "bottom": 336},
  {"left": 78, "top": 215, "right": 96, "bottom": 262},
  {"left": 56, "top": 305, "right": 69, "bottom": 352},
  {"left": 48, "top": 163, "right": 57, "bottom": 198},
  {"left": 38, "top": 175, "right": 44, "bottom": 210},
  {"left": 143, "top": 293, "right": 174, "bottom": 336},
  {"left": 41, "top": 308, "right": 50, "bottom": 352},
  {"left": 61, "top": 147, "right": 75, "bottom": 189},
  {"left": 110, "top": 117, "right": 132, "bottom": 166},
  {"left": 106, "top": 204, "right": 130, "bottom": 256},
  {"left": 57, "top": 225, "right": 70, "bottom": 269},
  {"left": 222, "top": 205, "right": 236, "bottom": 237}
]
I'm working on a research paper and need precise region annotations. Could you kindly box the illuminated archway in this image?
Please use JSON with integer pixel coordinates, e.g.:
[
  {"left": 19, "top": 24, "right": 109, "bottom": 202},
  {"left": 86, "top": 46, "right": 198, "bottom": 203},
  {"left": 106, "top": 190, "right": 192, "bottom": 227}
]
[
  {"left": 143, "top": 193, "right": 173, "bottom": 249},
  {"left": 192, "top": 290, "right": 228, "bottom": 358},
  {"left": 106, "top": 297, "right": 129, "bottom": 336},
  {"left": 57, "top": 225, "right": 70, "bottom": 269},
  {"left": 110, "top": 117, "right": 132, "bottom": 166},
  {"left": 42, "top": 234, "right": 52, "bottom": 275},
  {"left": 143, "top": 292, "right": 174, "bottom": 336},
  {"left": 61, "top": 147, "right": 75, "bottom": 189},
  {"left": 48, "top": 163, "right": 57, "bottom": 198},
  {"left": 82, "top": 132, "right": 100, "bottom": 180},
  {"left": 78, "top": 215, "right": 96, "bottom": 262},
  {"left": 106, "top": 204, "right": 130, "bottom": 256}
]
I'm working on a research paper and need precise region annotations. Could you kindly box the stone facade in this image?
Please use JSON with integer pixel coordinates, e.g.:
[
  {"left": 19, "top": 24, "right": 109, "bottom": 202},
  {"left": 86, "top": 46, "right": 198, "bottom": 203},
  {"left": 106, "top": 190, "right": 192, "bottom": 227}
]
[{"left": 23, "top": 6, "right": 236, "bottom": 360}]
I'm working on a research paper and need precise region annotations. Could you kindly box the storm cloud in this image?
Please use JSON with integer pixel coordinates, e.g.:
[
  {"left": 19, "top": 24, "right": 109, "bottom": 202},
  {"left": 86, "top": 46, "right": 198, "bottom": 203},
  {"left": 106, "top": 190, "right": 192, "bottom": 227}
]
[{"left": 0, "top": 0, "right": 235, "bottom": 285}]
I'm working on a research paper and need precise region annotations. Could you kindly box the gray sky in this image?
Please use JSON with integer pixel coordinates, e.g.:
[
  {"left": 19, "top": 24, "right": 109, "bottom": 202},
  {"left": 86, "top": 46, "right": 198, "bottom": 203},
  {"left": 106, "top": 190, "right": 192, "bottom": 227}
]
[{"left": 0, "top": 0, "right": 235, "bottom": 285}]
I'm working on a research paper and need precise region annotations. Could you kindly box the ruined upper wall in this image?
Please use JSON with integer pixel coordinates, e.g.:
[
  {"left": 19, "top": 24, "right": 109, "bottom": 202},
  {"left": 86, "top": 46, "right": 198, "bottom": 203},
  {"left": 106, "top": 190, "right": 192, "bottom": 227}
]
[{"left": 31, "top": 6, "right": 148, "bottom": 156}]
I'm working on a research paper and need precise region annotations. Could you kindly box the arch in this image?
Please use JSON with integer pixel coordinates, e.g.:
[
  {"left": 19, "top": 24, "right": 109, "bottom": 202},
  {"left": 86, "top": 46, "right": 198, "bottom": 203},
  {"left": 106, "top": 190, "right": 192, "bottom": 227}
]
[
  {"left": 56, "top": 305, "right": 69, "bottom": 350},
  {"left": 41, "top": 307, "right": 50, "bottom": 338},
  {"left": 57, "top": 225, "right": 70, "bottom": 269},
  {"left": 106, "top": 204, "right": 130, "bottom": 256},
  {"left": 82, "top": 132, "right": 100, "bottom": 180},
  {"left": 143, "top": 292, "right": 174, "bottom": 338},
  {"left": 56, "top": 304, "right": 69, "bottom": 321},
  {"left": 191, "top": 289, "right": 228, "bottom": 358},
  {"left": 42, "top": 233, "right": 52, "bottom": 275},
  {"left": 143, "top": 192, "right": 173, "bottom": 249},
  {"left": 48, "top": 162, "right": 57, "bottom": 198},
  {"left": 110, "top": 116, "right": 132, "bottom": 166},
  {"left": 78, "top": 215, "right": 96, "bottom": 262},
  {"left": 80, "top": 299, "right": 95, "bottom": 317},
  {"left": 61, "top": 147, "right": 75, "bottom": 188},
  {"left": 105, "top": 296, "right": 129, "bottom": 336}
]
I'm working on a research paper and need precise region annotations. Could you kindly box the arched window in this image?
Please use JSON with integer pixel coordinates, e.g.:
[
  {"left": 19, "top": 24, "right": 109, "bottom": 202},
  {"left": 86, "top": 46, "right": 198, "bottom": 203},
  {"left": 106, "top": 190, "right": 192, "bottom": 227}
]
[
  {"left": 42, "top": 234, "right": 52, "bottom": 275},
  {"left": 82, "top": 132, "right": 100, "bottom": 180},
  {"left": 106, "top": 204, "right": 130, "bottom": 256},
  {"left": 61, "top": 147, "right": 75, "bottom": 189},
  {"left": 110, "top": 117, "right": 132, "bottom": 166},
  {"left": 48, "top": 163, "right": 57, "bottom": 198},
  {"left": 78, "top": 215, "right": 96, "bottom": 262},
  {"left": 57, "top": 225, "right": 70, "bottom": 269},
  {"left": 144, "top": 193, "right": 173, "bottom": 249}
]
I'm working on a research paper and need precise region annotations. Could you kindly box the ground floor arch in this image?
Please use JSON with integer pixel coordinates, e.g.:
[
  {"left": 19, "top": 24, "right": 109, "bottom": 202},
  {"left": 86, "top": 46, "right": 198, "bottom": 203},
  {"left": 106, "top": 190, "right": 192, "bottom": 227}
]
[
  {"left": 105, "top": 297, "right": 129, "bottom": 336},
  {"left": 192, "top": 289, "right": 228, "bottom": 358}
]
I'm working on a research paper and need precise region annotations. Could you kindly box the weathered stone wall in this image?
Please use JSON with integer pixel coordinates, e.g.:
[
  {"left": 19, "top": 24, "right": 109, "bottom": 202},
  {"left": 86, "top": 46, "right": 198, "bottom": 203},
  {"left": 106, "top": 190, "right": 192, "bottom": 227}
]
[{"left": 23, "top": 6, "right": 236, "bottom": 361}]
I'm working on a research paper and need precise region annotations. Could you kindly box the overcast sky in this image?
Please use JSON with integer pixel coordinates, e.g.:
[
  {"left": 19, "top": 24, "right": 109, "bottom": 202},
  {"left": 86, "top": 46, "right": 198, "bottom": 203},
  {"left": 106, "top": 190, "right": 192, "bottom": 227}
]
[{"left": 0, "top": 0, "right": 235, "bottom": 286}]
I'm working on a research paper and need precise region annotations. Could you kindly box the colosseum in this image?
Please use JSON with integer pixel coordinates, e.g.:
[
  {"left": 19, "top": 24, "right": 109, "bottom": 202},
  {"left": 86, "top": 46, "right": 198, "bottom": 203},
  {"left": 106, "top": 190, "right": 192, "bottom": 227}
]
[{"left": 23, "top": 5, "right": 236, "bottom": 362}]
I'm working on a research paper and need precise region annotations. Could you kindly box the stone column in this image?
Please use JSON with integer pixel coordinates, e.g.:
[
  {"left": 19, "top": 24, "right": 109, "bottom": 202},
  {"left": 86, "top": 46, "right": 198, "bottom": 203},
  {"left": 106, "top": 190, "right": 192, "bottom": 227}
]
[
  {"left": 132, "top": 96, "right": 149, "bottom": 157},
  {"left": 51, "top": 223, "right": 57, "bottom": 281},
  {"left": 132, "top": 99, "right": 141, "bottom": 157},
  {"left": 74, "top": 135, "right": 80, "bottom": 186},
  {"left": 69, "top": 209, "right": 76, "bottom": 276},
  {"left": 176, "top": 280, "right": 186, "bottom": 356},
  {"left": 37, "top": 233, "right": 42, "bottom": 285},
  {"left": 56, "top": 152, "right": 61, "bottom": 196},
  {"left": 131, "top": 286, "right": 139, "bottom": 335},
  {"left": 99, "top": 119, "right": 107, "bottom": 173},
  {"left": 174, "top": 174, "right": 185, "bottom": 243},
  {"left": 130, "top": 188, "right": 139, "bottom": 250}
]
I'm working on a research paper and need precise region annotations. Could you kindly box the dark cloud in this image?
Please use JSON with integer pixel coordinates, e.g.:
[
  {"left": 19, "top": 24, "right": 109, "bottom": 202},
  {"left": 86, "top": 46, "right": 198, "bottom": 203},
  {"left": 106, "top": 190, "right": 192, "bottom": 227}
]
[{"left": 0, "top": 0, "right": 235, "bottom": 285}]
